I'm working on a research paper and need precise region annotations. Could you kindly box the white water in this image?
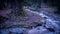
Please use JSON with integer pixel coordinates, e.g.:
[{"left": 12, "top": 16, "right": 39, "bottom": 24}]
[
  {"left": 0, "top": 6, "right": 60, "bottom": 34},
  {"left": 0, "top": 28, "right": 24, "bottom": 34},
  {"left": 24, "top": 7, "right": 60, "bottom": 34},
  {"left": 24, "top": 7, "right": 60, "bottom": 31}
]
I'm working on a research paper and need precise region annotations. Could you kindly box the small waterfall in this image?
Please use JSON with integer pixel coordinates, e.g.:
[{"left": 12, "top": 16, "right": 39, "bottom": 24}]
[{"left": 24, "top": 7, "right": 60, "bottom": 31}]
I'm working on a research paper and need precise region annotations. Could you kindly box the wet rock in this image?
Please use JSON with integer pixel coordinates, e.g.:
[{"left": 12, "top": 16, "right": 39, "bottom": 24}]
[
  {"left": 38, "top": 23, "right": 43, "bottom": 26},
  {"left": 47, "top": 28, "right": 55, "bottom": 32},
  {"left": 58, "top": 32, "right": 60, "bottom": 34},
  {"left": 8, "top": 31, "right": 12, "bottom": 34},
  {"left": 0, "top": 16, "right": 8, "bottom": 24},
  {"left": 20, "top": 32, "right": 23, "bottom": 34},
  {"left": 0, "top": 31, "right": 1, "bottom": 34}
]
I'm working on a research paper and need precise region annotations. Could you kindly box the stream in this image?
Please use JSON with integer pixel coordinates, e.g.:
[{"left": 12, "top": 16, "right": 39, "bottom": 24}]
[
  {"left": 25, "top": 6, "right": 60, "bottom": 34},
  {"left": 0, "top": 6, "right": 60, "bottom": 34}
]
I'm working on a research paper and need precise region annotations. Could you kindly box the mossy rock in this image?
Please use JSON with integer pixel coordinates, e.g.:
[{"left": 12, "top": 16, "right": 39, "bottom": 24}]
[
  {"left": 16, "top": 23, "right": 32, "bottom": 27},
  {"left": 11, "top": 10, "right": 27, "bottom": 17}
]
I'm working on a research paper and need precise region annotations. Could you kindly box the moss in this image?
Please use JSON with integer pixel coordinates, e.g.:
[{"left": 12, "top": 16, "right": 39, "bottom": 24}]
[
  {"left": 11, "top": 10, "right": 27, "bottom": 18},
  {"left": 24, "top": 0, "right": 32, "bottom": 6},
  {"left": 15, "top": 24, "right": 32, "bottom": 27},
  {"left": 20, "top": 10, "right": 26, "bottom": 17},
  {"left": 19, "top": 24, "right": 30, "bottom": 27}
]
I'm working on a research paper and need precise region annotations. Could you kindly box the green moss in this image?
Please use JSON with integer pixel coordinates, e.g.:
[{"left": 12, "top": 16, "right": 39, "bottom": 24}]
[
  {"left": 16, "top": 24, "right": 32, "bottom": 27},
  {"left": 24, "top": 0, "right": 33, "bottom": 6},
  {"left": 11, "top": 10, "right": 27, "bottom": 17},
  {"left": 20, "top": 10, "right": 26, "bottom": 16}
]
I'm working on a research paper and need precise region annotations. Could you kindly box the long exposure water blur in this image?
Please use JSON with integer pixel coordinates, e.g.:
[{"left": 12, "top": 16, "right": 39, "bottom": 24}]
[{"left": 0, "top": 0, "right": 60, "bottom": 34}]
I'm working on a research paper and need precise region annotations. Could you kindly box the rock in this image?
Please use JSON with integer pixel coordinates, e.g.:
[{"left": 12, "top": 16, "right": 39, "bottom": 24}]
[
  {"left": 0, "top": 31, "right": 1, "bottom": 34},
  {"left": 37, "top": 24, "right": 42, "bottom": 26},
  {"left": 20, "top": 32, "right": 23, "bottom": 34},
  {"left": 47, "top": 28, "right": 55, "bottom": 32},
  {"left": 58, "top": 32, "right": 60, "bottom": 34},
  {"left": 0, "top": 16, "right": 8, "bottom": 25},
  {"left": 8, "top": 31, "right": 12, "bottom": 34}
]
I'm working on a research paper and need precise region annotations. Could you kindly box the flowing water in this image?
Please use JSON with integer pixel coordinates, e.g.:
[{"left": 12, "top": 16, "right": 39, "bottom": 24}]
[
  {"left": 0, "top": 6, "right": 60, "bottom": 34},
  {"left": 0, "top": 28, "right": 24, "bottom": 34},
  {"left": 25, "top": 6, "right": 60, "bottom": 34}
]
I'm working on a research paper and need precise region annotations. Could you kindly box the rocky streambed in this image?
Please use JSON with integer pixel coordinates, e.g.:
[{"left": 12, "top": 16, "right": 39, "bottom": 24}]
[{"left": 0, "top": 6, "right": 60, "bottom": 34}]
